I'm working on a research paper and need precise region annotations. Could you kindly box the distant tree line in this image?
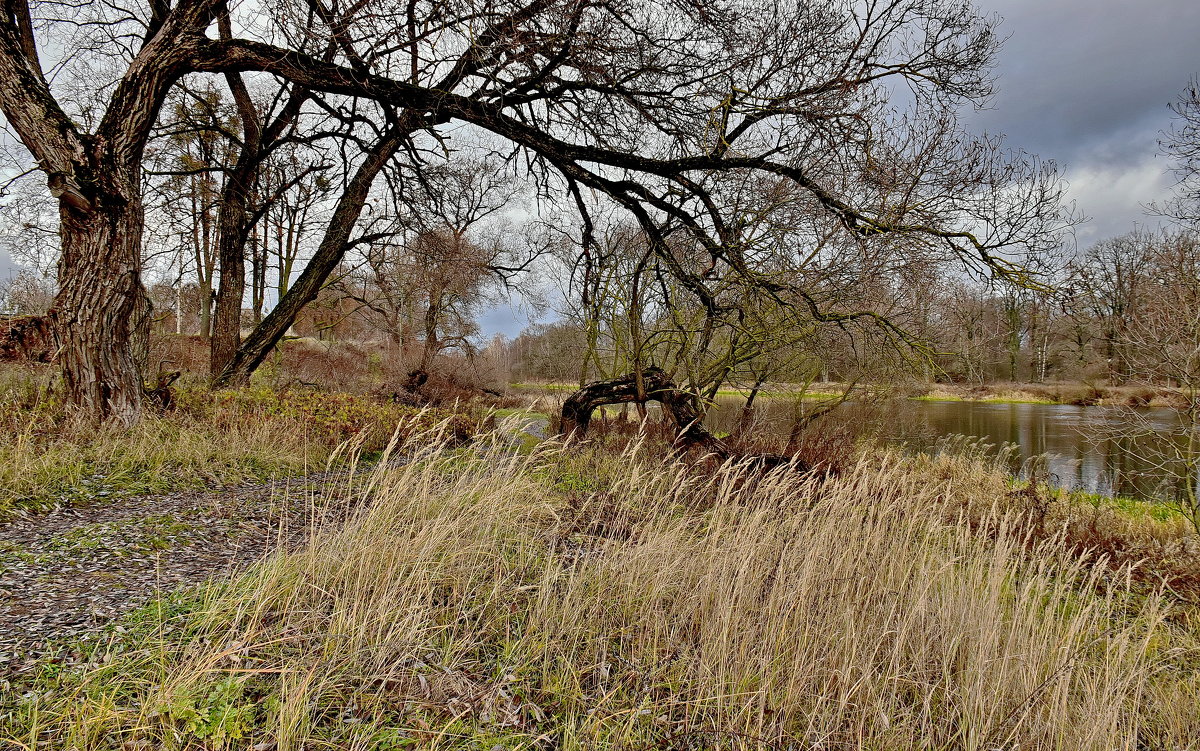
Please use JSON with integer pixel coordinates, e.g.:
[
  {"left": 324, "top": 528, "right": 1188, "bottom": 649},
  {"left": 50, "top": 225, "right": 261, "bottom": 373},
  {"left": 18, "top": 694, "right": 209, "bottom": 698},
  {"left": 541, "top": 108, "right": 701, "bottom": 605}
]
[{"left": 496, "top": 227, "right": 1198, "bottom": 389}]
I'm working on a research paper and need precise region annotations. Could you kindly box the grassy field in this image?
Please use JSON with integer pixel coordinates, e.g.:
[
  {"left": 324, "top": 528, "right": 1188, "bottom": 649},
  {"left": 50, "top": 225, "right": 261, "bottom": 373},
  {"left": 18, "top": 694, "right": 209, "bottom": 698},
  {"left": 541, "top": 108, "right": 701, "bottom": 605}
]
[
  {"left": 3, "top": 426, "right": 1199, "bottom": 750},
  {"left": 0, "top": 364, "right": 474, "bottom": 516}
]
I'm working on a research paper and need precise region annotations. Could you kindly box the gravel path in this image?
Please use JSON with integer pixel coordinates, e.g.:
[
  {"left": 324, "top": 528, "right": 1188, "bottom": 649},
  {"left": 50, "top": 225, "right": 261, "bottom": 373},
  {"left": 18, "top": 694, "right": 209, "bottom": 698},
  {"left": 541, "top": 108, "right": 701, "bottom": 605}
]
[{"left": 0, "top": 470, "right": 357, "bottom": 673}]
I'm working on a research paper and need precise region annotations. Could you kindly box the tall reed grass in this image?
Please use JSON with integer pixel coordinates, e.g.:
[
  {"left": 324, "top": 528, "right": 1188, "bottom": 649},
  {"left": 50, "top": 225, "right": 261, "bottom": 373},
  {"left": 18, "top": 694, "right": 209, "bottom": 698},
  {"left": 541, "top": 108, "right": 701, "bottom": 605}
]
[{"left": 5, "top": 426, "right": 1199, "bottom": 749}]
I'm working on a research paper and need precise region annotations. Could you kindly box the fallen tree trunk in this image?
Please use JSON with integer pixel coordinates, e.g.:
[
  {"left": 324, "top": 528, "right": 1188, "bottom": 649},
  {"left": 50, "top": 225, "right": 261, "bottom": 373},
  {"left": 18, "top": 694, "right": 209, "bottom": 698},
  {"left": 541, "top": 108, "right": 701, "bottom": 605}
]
[{"left": 559, "top": 368, "right": 804, "bottom": 470}]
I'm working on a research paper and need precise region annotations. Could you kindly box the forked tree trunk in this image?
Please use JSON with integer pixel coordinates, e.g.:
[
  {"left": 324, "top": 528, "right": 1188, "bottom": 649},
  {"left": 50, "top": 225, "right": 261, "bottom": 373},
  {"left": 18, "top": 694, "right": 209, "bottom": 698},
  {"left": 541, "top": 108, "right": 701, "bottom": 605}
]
[
  {"left": 212, "top": 124, "right": 409, "bottom": 387},
  {"left": 51, "top": 187, "right": 152, "bottom": 425},
  {"left": 209, "top": 66, "right": 309, "bottom": 384}
]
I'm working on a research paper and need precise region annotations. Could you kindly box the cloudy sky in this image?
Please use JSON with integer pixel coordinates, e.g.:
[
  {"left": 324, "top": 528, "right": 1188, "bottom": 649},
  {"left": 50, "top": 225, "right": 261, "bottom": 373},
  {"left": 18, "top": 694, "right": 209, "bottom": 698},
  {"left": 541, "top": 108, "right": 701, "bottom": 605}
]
[
  {"left": 0, "top": 244, "right": 11, "bottom": 287},
  {"left": 478, "top": 0, "right": 1200, "bottom": 336},
  {"left": 480, "top": 0, "right": 1200, "bottom": 334},
  {"left": 966, "top": 0, "right": 1199, "bottom": 244},
  {"left": 5, "top": 0, "right": 1198, "bottom": 333}
]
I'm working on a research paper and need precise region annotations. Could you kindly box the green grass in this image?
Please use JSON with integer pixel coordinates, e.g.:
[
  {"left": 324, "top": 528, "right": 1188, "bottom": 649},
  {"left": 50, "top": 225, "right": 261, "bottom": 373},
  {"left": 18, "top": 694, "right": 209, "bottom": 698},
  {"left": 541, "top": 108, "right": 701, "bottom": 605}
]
[
  {"left": 1065, "top": 487, "right": 1185, "bottom": 523},
  {"left": 508, "top": 382, "right": 577, "bottom": 392},
  {"left": 0, "top": 375, "right": 474, "bottom": 516}
]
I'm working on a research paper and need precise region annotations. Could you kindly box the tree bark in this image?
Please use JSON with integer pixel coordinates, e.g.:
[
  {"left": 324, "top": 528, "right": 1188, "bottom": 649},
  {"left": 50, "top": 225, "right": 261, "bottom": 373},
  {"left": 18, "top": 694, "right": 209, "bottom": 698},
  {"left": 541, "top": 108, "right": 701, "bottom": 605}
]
[
  {"left": 421, "top": 292, "right": 440, "bottom": 371},
  {"left": 209, "top": 144, "right": 258, "bottom": 380},
  {"left": 51, "top": 185, "right": 152, "bottom": 425}
]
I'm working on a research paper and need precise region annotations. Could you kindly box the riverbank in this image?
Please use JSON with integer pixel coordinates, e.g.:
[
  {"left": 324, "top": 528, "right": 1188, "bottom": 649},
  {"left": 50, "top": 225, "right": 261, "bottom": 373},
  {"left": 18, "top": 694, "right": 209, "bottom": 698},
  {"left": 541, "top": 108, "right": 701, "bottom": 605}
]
[
  {"left": 912, "top": 381, "right": 1187, "bottom": 407},
  {"left": 511, "top": 379, "right": 1188, "bottom": 407},
  {"left": 2, "top": 433, "right": 1197, "bottom": 749}
]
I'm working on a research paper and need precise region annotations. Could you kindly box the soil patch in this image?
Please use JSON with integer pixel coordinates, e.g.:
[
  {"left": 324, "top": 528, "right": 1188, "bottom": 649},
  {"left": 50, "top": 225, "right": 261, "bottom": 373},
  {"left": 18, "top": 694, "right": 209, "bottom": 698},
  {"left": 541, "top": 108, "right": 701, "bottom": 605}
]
[{"left": 0, "top": 470, "right": 357, "bottom": 674}]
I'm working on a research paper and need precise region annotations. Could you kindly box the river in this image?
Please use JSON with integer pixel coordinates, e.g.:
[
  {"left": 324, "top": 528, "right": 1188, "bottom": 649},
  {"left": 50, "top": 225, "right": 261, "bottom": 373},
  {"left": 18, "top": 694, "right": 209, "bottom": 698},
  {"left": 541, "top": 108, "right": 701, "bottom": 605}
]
[{"left": 705, "top": 397, "right": 1196, "bottom": 503}]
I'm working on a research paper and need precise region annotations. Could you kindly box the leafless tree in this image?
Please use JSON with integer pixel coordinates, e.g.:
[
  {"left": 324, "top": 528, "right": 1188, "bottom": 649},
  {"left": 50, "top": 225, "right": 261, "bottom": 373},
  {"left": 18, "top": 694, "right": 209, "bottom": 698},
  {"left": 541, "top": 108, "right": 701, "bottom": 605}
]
[
  {"left": 0, "top": 0, "right": 1072, "bottom": 423},
  {"left": 1090, "top": 231, "right": 1200, "bottom": 529},
  {"left": 145, "top": 84, "right": 238, "bottom": 336},
  {"left": 1159, "top": 79, "right": 1200, "bottom": 229},
  {"left": 330, "top": 153, "right": 540, "bottom": 375},
  {"left": 1067, "top": 232, "right": 1158, "bottom": 383}
]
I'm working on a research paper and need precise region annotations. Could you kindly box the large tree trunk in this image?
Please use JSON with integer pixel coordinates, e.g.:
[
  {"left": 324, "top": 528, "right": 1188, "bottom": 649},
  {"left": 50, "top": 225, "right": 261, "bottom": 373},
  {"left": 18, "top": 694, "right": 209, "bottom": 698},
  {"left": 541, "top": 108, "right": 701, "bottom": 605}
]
[
  {"left": 0, "top": 0, "right": 212, "bottom": 424},
  {"left": 209, "top": 64, "right": 310, "bottom": 383},
  {"left": 209, "top": 148, "right": 256, "bottom": 382},
  {"left": 51, "top": 188, "right": 151, "bottom": 425},
  {"left": 209, "top": 67, "right": 261, "bottom": 382}
]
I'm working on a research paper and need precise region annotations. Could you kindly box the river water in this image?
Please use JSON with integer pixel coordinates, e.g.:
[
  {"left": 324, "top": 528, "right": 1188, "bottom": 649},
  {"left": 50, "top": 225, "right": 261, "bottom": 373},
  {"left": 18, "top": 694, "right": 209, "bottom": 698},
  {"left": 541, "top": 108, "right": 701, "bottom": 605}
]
[{"left": 704, "top": 397, "right": 1196, "bottom": 503}]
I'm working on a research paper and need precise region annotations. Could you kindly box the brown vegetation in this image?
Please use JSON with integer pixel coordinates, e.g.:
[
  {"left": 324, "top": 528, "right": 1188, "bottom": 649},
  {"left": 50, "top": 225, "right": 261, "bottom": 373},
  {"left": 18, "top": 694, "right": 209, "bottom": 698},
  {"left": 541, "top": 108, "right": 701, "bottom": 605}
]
[
  {"left": 0, "top": 364, "right": 481, "bottom": 516},
  {"left": 0, "top": 314, "right": 52, "bottom": 363},
  {"left": 3, "top": 435, "right": 1198, "bottom": 749}
]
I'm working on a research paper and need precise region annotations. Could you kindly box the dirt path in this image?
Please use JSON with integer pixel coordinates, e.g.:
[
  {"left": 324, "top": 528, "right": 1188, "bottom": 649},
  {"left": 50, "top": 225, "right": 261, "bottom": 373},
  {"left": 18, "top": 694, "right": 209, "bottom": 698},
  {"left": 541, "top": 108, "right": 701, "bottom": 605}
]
[{"left": 0, "top": 470, "right": 356, "bottom": 673}]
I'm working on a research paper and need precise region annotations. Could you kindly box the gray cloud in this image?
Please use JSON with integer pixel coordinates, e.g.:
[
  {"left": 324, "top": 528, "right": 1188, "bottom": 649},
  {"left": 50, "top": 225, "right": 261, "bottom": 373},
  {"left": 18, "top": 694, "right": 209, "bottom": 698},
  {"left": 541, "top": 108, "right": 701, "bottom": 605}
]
[
  {"left": 477, "top": 300, "right": 532, "bottom": 340},
  {"left": 966, "top": 0, "right": 1200, "bottom": 243}
]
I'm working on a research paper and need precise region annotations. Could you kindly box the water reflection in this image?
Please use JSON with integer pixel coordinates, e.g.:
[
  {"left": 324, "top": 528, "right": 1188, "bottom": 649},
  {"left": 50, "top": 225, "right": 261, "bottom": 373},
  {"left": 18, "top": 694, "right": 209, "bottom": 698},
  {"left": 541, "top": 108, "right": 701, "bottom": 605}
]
[{"left": 706, "top": 397, "right": 1197, "bottom": 503}]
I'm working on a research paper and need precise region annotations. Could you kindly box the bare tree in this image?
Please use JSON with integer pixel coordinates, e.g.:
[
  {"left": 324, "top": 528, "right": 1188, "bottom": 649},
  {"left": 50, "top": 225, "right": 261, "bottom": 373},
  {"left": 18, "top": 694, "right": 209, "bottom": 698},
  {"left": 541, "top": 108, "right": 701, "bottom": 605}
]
[
  {"left": 1093, "top": 231, "right": 1200, "bottom": 529},
  {"left": 0, "top": 0, "right": 1071, "bottom": 423},
  {"left": 208, "top": 67, "right": 315, "bottom": 382},
  {"left": 348, "top": 155, "right": 531, "bottom": 370},
  {"left": 0, "top": 0, "right": 221, "bottom": 422},
  {"left": 147, "top": 85, "right": 238, "bottom": 336},
  {"left": 1067, "top": 232, "right": 1157, "bottom": 383},
  {"left": 1160, "top": 79, "right": 1200, "bottom": 229}
]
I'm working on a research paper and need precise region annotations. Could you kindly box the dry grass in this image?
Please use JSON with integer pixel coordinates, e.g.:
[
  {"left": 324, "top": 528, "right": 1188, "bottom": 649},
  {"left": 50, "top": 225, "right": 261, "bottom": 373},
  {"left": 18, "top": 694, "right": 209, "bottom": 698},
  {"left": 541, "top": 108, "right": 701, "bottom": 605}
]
[
  {"left": 914, "top": 381, "right": 1188, "bottom": 408},
  {"left": 0, "top": 412, "right": 321, "bottom": 513},
  {"left": 912, "top": 447, "right": 1200, "bottom": 603},
  {"left": 6, "top": 427, "right": 1199, "bottom": 750}
]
